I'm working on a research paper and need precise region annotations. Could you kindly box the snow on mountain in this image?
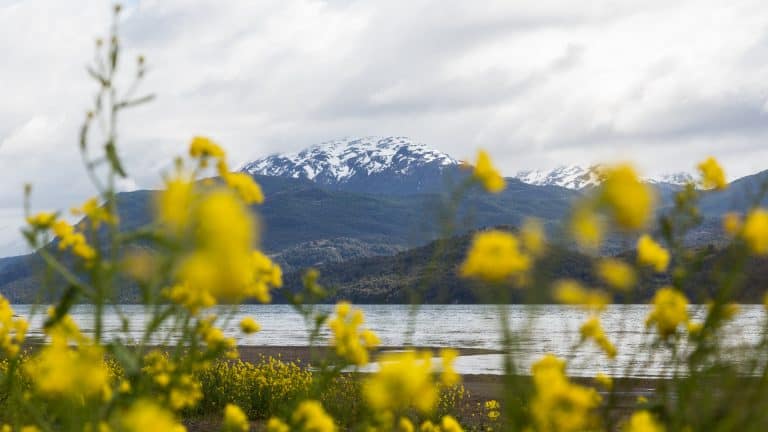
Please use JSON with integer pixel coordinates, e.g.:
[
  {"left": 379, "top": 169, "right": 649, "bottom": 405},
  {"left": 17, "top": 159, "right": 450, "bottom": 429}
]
[
  {"left": 514, "top": 165, "right": 695, "bottom": 190},
  {"left": 240, "top": 136, "right": 459, "bottom": 186}
]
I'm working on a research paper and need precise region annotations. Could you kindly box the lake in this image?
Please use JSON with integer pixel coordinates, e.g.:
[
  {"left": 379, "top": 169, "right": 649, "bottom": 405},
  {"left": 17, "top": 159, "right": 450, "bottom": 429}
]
[{"left": 12, "top": 304, "right": 767, "bottom": 378}]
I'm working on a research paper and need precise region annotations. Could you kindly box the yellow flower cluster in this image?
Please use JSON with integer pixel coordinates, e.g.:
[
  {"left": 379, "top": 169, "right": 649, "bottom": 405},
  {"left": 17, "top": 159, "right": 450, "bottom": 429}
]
[
  {"left": 637, "top": 235, "right": 670, "bottom": 272},
  {"left": 71, "top": 197, "right": 118, "bottom": 229},
  {"left": 460, "top": 230, "right": 530, "bottom": 283},
  {"left": 552, "top": 280, "right": 609, "bottom": 312},
  {"left": 696, "top": 156, "right": 727, "bottom": 190},
  {"left": 530, "top": 354, "right": 601, "bottom": 432},
  {"left": 25, "top": 317, "right": 109, "bottom": 400},
  {"left": 580, "top": 316, "right": 617, "bottom": 358},
  {"left": 142, "top": 350, "right": 203, "bottom": 410},
  {"left": 52, "top": 220, "right": 96, "bottom": 261},
  {"left": 596, "top": 258, "right": 636, "bottom": 291},
  {"left": 364, "top": 350, "right": 438, "bottom": 414},
  {"left": 0, "top": 295, "right": 27, "bottom": 358},
  {"left": 645, "top": 287, "right": 690, "bottom": 339},
  {"left": 520, "top": 218, "right": 547, "bottom": 257},
  {"left": 328, "top": 302, "right": 380, "bottom": 365},
  {"left": 570, "top": 206, "right": 604, "bottom": 251},
  {"left": 485, "top": 399, "right": 501, "bottom": 421},
  {"left": 25, "top": 211, "right": 57, "bottom": 229},
  {"left": 471, "top": 150, "right": 505, "bottom": 193}
]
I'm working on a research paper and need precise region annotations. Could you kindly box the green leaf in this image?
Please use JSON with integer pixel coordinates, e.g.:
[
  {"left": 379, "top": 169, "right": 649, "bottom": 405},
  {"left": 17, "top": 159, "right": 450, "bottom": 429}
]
[{"left": 105, "top": 139, "right": 127, "bottom": 178}]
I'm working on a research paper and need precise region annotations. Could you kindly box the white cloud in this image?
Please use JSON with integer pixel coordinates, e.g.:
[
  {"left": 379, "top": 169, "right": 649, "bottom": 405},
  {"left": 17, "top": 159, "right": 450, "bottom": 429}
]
[{"left": 1, "top": 0, "right": 768, "bottom": 256}]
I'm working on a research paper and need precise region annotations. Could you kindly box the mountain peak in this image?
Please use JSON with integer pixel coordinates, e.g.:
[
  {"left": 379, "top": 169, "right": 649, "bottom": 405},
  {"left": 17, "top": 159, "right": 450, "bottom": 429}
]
[
  {"left": 240, "top": 137, "right": 459, "bottom": 191},
  {"left": 514, "top": 165, "right": 695, "bottom": 190}
]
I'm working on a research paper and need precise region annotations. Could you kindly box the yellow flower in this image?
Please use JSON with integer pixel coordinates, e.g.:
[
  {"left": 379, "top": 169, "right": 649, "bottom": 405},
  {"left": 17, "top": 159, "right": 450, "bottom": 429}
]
[
  {"left": 580, "top": 316, "right": 616, "bottom": 358},
  {"left": 26, "top": 211, "right": 57, "bottom": 229},
  {"left": 598, "top": 164, "right": 655, "bottom": 230},
  {"left": 25, "top": 336, "right": 110, "bottom": 399},
  {"left": 398, "top": 417, "right": 415, "bottom": 432},
  {"left": 189, "top": 136, "right": 225, "bottom": 160},
  {"left": 552, "top": 280, "right": 610, "bottom": 312},
  {"left": 440, "top": 348, "right": 460, "bottom": 386},
  {"left": 697, "top": 156, "right": 727, "bottom": 190},
  {"left": 623, "top": 410, "right": 665, "bottom": 432},
  {"left": 328, "top": 302, "right": 380, "bottom": 366},
  {"left": 364, "top": 350, "right": 437, "bottom": 414},
  {"left": 440, "top": 416, "right": 463, "bottom": 432},
  {"left": 266, "top": 418, "right": 289, "bottom": 432},
  {"left": 530, "top": 354, "right": 601, "bottom": 432},
  {"left": 222, "top": 404, "right": 249, "bottom": 432},
  {"left": 520, "top": 218, "right": 547, "bottom": 256},
  {"left": 224, "top": 172, "right": 265, "bottom": 205},
  {"left": 596, "top": 258, "right": 636, "bottom": 291},
  {"left": 646, "top": 287, "right": 689, "bottom": 339},
  {"left": 570, "top": 206, "right": 604, "bottom": 251},
  {"left": 52, "top": 220, "right": 96, "bottom": 261},
  {"left": 742, "top": 208, "right": 768, "bottom": 255},
  {"left": 0, "top": 295, "right": 27, "bottom": 358},
  {"left": 472, "top": 150, "right": 505, "bottom": 193},
  {"left": 460, "top": 230, "right": 530, "bottom": 283},
  {"left": 157, "top": 175, "right": 193, "bottom": 233},
  {"left": 291, "top": 400, "right": 337, "bottom": 432},
  {"left": 115, "top": 399, "right": 186, "bottom": 432},
  {"left": 71, "top": 197, "right": 118, "bottom": 229},
  {"left": 239, "top": 317, "right": 261, "bottom": 334},
  {"left": 722, "top": 212, "right": 742, "bottom": 236},
  {"left": 595, "top": 373, "right": 613, "bottom": 390},
  {"left": 637, "top": 235, "right": 670, "bottom": 272}
]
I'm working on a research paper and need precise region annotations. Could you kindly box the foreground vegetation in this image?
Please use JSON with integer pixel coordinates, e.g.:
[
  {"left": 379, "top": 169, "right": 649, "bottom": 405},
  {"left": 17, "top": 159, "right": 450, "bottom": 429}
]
[{"left": 3, "top": 5, "right": 768, "bottom": 432}]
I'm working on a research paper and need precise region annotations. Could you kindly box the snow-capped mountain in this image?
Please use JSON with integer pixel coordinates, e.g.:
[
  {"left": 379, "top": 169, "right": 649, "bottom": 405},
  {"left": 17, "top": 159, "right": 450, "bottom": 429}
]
[
  {"left": 514, "top": 165, "right": 695, "bottom": 190},
  {"left": 240, "top": 136, "right": 462, "bottom": 195}
]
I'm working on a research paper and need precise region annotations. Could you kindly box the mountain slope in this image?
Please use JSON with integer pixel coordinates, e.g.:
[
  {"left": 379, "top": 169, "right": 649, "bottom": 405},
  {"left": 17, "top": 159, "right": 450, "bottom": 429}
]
[{"left": 240, "top": 136, "right": 463, "bottom": 195}]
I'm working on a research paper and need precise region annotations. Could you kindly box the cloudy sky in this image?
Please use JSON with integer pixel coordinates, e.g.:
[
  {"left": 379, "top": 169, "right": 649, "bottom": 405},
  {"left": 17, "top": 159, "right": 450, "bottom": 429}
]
[{"left": 1, "top": 0, "right": 768, "bottom": 255}]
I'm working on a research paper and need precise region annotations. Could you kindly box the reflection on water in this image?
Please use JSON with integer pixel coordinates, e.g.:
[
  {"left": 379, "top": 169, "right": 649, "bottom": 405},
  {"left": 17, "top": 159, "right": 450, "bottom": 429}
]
[{"left": 13, "top": 304, "right": 767, "bottom": 377}]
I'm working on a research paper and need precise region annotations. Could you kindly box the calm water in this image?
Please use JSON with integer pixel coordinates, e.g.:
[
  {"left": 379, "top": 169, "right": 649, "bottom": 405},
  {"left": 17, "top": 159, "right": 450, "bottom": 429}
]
[{"left": 13, "top": 304, "right": 767, "bottom": 378}]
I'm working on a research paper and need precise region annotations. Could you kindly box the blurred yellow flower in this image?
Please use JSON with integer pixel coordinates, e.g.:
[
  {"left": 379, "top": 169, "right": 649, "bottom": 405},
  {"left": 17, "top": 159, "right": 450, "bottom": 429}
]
[
  {"left": 722, "top": 212, "right": 742, "bottom": 236},
  {"left": 364, "top": 350, "right": 437, "bottom": 414},
  {"left": 742, "top": 208, "right": 768, "bottom": 255},
  {"left": 440, "top": 348, "right": 460, "bottom": 386},
  {"left": 598, "top": 164, "right": 655, "bottom": 230},
  {"left": 189, "top": 136, "right": 225, "bottom": 160},
  {"left": 222, "top": 404, "right": 249, "bottom": 432},
  {"left": 646, "top": 287, "right": 689, "bottom": 339},
  {"left": 71, "top": 197, "right": 118, "bottom": 229},
  {"left": 637, "top": 235, "right": 670, "bottom": 272},
  {"left": 596, "top": 258, "right": 636, "bottom": 291},
  {"left": 595, "top": 373, "right": 613, "bottom": 390},
  {"left": 25, "top": 336, "right": 110, "bottom": 399},
  {"left": 472, "top": 150, "right": 505, "bottom": 193},
  {"left": 239, "top": 317, "right": 261, "bottom": 334},
  {"left": 0, "top": 295, "right": 27, "bottom": 358},
  {"left": 580, "top": 316, "right": 616, "bottom": 358},
  {"left": 531, "top": 354, "right": 601, "bottom": 432},
  {"left": 623, "top": 410, "right": 664, "bottom": 432},
  {"left": 26, "top": 212, "right": 56, "bottom": 229},
  {"left": 291, "top": 400, "right": 336, "bottom": 432},
  {"left": 116, "top": 399, "right": 186, "bottom": 432},
  {"left": 520, "top": 218, "right": 547, "bottom": 256},
  {"left": 570, "top": 206, "right": 604, "bottom": 251},
  {"left": 460, "top": 230, "right": 530, "bottom": 283},
  {"left": 266, "top": 418, "right": 290, "bottom": 432},
  {"left": 52, "top": 220, "right": 96, "bottom": 261},
  {"left": 328, "top": 302, "right": 380, "bottom": 366},
  {"left": 224, "top": 172, "right": 265, "bottom": 205},
  {"left": 552, "top": 280, "right": 609, "bottom": 312},
  {"left": 697, "top": 156, "right": 727, "bottom": 190}
]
